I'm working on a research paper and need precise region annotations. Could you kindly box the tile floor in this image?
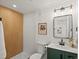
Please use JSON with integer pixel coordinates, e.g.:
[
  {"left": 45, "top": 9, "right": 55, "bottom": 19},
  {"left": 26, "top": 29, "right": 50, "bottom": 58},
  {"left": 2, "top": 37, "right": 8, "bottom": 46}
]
[{"left": 11, "top": 52, "right": 29, "bottom": 59}]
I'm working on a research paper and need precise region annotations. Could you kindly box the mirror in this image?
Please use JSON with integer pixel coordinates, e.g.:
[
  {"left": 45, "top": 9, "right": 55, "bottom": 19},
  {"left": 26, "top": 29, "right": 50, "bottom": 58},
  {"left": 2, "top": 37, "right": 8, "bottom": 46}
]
[{"left": 53, "top": 15, "right": 73, "bottom": 39}]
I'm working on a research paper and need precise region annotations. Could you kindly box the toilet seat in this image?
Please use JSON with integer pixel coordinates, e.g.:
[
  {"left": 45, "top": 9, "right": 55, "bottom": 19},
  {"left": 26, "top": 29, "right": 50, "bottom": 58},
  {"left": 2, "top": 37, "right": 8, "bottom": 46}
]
[{"left": 30, "top": 53, "right": 42, "bottom": 59}]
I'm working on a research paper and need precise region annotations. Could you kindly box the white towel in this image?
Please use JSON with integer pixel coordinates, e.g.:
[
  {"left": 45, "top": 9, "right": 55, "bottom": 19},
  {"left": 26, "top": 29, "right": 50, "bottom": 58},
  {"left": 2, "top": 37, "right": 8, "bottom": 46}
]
[{"left": 0, "top": 21, "right": 6, "bottom": 59}]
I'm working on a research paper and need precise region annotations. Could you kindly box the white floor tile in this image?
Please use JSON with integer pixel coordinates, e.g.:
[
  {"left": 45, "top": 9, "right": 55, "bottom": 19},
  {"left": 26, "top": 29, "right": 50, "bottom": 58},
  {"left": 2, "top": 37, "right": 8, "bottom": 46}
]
[{"left": 11, "top": 52, "right": 29, "bottom": 59}]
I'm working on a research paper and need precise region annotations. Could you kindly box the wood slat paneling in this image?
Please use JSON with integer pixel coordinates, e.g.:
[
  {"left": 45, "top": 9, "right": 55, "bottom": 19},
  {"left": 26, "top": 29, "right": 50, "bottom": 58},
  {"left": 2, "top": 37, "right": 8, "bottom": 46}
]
[{"left": 0, "top": 6, "right": 23, "bottom": 59}]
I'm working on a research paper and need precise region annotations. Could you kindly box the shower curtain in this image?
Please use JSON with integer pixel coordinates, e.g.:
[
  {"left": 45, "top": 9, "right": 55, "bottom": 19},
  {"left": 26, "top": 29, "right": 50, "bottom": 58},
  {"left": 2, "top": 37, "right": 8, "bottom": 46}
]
[{"left": 0, "top": 21, "right": 6, "bottom": 59}]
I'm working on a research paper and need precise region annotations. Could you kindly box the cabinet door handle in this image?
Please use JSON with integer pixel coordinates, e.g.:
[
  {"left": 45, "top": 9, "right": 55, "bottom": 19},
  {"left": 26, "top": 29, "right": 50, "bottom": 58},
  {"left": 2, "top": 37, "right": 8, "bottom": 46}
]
[
  {"left": 60, "top": 54, "right": 63, "bottom": 59},
  {"left": 68, "top": 56, "right": 73, "bottom": 59}
]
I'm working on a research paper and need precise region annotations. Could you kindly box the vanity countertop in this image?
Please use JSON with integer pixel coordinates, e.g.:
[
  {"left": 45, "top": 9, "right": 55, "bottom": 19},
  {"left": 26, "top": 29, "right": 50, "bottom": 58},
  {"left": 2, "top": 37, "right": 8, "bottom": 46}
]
[{"left": 46, "top": 43, "right": 78, "bottom": 54}]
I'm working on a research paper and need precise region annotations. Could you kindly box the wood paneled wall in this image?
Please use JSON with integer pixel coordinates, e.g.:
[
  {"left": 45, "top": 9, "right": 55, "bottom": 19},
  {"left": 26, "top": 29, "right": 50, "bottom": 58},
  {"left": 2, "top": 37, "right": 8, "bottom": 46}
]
[{"left": 0, "top": 6, "right": 23, "bottom": 59}]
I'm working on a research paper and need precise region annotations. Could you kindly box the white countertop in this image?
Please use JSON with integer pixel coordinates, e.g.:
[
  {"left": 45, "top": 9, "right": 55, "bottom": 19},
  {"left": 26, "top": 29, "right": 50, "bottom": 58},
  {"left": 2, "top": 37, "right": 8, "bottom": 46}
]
[{"left": 46, "top": 43, "right": 78, "bottom": 54}]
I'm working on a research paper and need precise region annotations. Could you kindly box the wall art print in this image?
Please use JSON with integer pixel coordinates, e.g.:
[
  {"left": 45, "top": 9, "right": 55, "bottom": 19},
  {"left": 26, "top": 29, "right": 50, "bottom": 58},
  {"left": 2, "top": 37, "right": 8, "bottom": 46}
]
[{"left": 38, "top": 23, "right": 47, "bottom": 35}]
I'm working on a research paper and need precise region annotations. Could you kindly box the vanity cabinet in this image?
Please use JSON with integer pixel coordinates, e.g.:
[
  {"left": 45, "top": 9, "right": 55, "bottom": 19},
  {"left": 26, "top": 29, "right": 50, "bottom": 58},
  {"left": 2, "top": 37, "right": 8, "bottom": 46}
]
[
  {"left": 64, "top": 52, "right": 77, "bottom": 59},
  {"left": 47, "top": 48, "right": 77, "bottom": 59}
]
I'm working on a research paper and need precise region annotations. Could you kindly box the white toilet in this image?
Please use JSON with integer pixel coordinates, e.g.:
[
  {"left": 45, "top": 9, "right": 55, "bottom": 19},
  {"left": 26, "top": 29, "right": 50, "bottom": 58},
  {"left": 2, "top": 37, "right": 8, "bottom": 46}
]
[
  {"left": 29, "top": 44, "right": 46, "bottom": 59},
  {"left": 29, "top": 53, "right": 43, "bottom": 59}
]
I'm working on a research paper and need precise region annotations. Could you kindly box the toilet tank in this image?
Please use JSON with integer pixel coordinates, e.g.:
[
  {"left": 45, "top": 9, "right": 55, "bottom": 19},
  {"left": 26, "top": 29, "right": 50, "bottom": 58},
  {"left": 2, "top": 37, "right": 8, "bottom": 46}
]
[{"left": 36, "top": 44, "right": 46, "bottom": 54}]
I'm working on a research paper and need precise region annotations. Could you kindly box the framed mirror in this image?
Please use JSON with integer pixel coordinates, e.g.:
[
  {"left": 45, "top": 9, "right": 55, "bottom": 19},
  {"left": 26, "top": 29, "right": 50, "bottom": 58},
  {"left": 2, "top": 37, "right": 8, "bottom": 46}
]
[{"left": 53, "top": 15, "right": 73, "bottom": 39}]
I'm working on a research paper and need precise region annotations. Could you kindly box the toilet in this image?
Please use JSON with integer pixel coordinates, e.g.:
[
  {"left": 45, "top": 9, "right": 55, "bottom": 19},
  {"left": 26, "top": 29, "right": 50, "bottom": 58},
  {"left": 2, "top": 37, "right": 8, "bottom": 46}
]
[
  {"left": 29, "top": 53, "right": 43, "bottom": 59},
  {"left": 29, "top": 33, "right": 51, "bottom": 59},
  {"left": 29, "top": 44, "right": 46, "bottom": 59},
  {"left": 29, "top": 38, "right": 51, "bottom": 59}
]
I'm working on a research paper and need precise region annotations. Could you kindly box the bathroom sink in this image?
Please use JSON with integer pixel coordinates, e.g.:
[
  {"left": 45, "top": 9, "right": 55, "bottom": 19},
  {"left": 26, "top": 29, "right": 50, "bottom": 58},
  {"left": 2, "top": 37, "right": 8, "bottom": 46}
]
[{"left": 46, "top": 43, "right": 78, "bottom": 54}]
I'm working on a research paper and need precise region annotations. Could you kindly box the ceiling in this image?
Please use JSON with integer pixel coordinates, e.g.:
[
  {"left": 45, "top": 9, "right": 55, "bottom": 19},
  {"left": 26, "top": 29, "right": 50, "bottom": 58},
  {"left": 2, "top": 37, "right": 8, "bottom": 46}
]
[{"left": 0, "top": 0, "right": 75, "bottom": 14}]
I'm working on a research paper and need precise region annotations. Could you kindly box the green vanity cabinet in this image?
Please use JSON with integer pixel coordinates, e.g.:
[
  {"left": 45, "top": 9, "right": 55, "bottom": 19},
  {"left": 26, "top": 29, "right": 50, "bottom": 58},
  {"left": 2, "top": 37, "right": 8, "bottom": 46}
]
[
  {"left": 47, "top": 48, "right": 77, "bottom": 59},
  {"left": 64, "top": 51, "right": 77, "bottom": 59}
]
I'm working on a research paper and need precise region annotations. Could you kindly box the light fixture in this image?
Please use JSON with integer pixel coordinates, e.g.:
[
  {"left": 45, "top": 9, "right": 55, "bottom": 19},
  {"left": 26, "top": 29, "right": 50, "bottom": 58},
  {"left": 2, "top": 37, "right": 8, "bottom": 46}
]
[
  {"left": 54, "top": 5, "right": 72, "bottom": 12},
  {"left": 13, "top": 4, "right": 16, "bottom": 7}
]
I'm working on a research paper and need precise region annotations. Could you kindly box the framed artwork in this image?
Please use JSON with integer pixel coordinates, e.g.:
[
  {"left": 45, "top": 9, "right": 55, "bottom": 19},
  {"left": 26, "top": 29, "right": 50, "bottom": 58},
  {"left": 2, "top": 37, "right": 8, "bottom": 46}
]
[
  {"left": 38, "top": 23, "right": 47, "bottom": 35},
  {"left": 53, "top": 15, "right": 73, "bottom": 39}
]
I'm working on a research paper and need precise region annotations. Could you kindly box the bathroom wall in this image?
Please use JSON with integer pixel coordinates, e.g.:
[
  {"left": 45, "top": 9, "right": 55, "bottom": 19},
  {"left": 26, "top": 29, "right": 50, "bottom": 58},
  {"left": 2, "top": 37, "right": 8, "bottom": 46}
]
[
  {"left": 24, "top": 12, "right": 38, "bottom": 56},
  {"left": 0, "top": 6, "right": 23, "bottom": 58},
  {"left": 24, "top": 0, "right": 77, "bottom": 56}
]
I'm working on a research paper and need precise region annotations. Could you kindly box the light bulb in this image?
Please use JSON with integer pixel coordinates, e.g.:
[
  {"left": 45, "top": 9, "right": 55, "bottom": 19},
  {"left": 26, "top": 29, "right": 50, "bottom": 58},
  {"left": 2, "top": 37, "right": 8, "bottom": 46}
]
[{"left": 13, "top": 4, "right": 16, "bottom": 7}]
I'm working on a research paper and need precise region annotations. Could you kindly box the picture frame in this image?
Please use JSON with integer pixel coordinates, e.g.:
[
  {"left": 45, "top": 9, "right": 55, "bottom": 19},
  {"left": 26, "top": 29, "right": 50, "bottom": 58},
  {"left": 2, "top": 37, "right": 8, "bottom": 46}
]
[
  {"left": 53, "top": 14, "right": 73, "bottom": 39},
  {"left": 38, "top": 23, "right": 47, "bottom": 35}
]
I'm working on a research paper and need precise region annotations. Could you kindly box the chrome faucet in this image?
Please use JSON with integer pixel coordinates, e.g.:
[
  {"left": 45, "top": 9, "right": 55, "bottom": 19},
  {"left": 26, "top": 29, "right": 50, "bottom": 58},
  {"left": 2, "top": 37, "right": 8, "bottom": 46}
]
[{"left": 59, "top": 39, "right": 65, "bottom": 46}]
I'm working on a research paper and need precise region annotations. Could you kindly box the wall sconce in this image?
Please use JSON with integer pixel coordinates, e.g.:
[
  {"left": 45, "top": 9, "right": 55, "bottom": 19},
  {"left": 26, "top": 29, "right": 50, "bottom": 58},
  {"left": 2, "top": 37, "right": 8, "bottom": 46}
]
[{"left": 54, "top": 5, "right": 72, "bottom": 12}]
